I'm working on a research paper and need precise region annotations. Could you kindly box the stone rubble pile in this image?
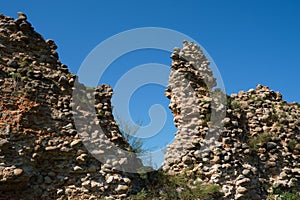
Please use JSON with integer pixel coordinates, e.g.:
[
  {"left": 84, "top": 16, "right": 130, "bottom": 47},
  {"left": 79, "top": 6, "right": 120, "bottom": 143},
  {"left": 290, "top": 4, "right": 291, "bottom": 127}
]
[
  {"left": 163, "top": 42, "right": 299, "bottom": 199},
  {"left": 0, "top": 13, "right": 143, "bottom": 199}
]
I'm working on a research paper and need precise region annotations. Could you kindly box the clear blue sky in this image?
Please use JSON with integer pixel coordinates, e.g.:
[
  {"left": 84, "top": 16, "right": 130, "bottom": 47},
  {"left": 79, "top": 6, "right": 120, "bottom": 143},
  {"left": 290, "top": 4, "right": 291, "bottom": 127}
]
[
  {"left": 1, "top": 0, "right": 300, "bottom": 167},
  {"left": 1, "top": 0, "right": 299, "bottom": 101}
]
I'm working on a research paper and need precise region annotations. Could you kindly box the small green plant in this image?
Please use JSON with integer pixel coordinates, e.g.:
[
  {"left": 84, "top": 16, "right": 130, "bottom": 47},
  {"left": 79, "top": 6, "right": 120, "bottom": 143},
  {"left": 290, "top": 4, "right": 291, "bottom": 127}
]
[
  {"left": 280, "top": 113, "right": 288, "bottom": 118},
  {"left": 256, "top": 97, "right": 263, "bottom": 102},
  {"left": 22, "top": 76, "right": 29, "bottom": 81},
  {"left": 129, "top": 188, "right": 147, "bottom": 200},
  {"left": 268, "top": 187, "right": 299, "bottom": 200},
  {"left": 281, "top": 191, "right": 299, "bottom": 200},
  {"left": 137, "top": 167, "right": 148, "bottom": 180},
  {"left": 279, "top": 106, "right": 284, "bottom": 110},
  {"left": 11, "top": 72, "right": 22, "bottom": 80},
  {"left": 270, "top": 114, "right": 279, "bottom": 121},
  {"left": 248, "top": 132, "right": 278, "bottom": 151},
  {"left": 116, "top": 117, "right": 145, "bottom": 154},
  {"left": 97, "top": 110, "right": 105, "bottom": 117},
  {"left": 232, "top": 102, "right": 241, "bottom": 109},
  {"left": 178, "top": 183, "right": 221, "bottom": 200},
  {"left": 226, "top": 97, "right": 232, "bottom": 107},
  {"left": 204, "top": 113, "right": 211, "bottom": 124},
  {"left": 287, "top": 139, "right": 298, "bottom": 150},
  {"left": 127, "top": 170, "right": 223, "bottom": 200},
  {"left": 50, "top": 78, "right": 58, "bottom": 85},
  {"left": 19, "top": 57, "right": 31, "bottom": 67},
  {"left": 226, "top": 98, "right": 241, "bottom": 109}
]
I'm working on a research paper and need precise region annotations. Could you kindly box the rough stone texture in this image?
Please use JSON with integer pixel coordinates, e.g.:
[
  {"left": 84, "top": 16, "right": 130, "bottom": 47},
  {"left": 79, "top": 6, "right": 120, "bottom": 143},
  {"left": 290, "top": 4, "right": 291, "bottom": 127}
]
[
  {"left": 163, "top": 42, "right": 300, "bottom": 199},
  {"left": 0, "top": 13, "right": 143, "bottom": 199},
  {"left": 0, "top": 12, "right": 299, "bottom": 200}
]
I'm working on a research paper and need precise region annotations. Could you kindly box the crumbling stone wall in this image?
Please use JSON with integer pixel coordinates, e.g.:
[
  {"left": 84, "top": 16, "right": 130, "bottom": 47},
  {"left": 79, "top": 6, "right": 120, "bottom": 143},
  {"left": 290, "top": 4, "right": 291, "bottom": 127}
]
[
  {"left": 163, "top": 41, "right": 218, "bottom": 172},
  {"left": 0, "top": 12, "right": 299, "bottom": 200},
  {"left": 0, "top": 13, "right": 143, "bottom": 199},
  {"left": 163, "top": 42, "right": 300, "bottom": 199}
]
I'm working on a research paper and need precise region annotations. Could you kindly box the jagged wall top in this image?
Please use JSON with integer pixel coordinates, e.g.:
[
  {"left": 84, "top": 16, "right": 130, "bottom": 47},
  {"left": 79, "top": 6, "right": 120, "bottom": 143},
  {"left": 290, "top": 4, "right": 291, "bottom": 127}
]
[
  {"left": 170, "top": 41, "right": 216, "bottom": 88},
  {"left": 163, "top": 42, "right": 300, "bottom": 199},
  {"left": 0, "top": 12, "right": 143, "bottom": 199}
]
